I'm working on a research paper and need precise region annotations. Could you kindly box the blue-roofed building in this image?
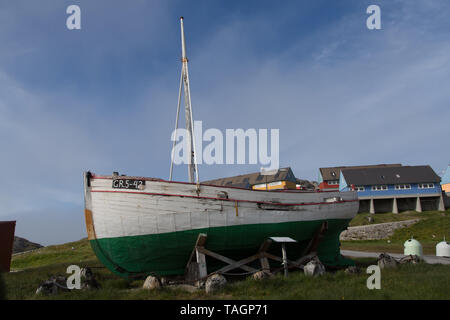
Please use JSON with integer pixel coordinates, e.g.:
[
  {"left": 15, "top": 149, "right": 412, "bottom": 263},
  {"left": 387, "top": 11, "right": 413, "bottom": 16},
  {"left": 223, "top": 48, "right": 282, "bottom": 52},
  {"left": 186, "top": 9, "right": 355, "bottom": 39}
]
[{"left": 340, "top": 165, "right": 445, "bottom": 214}]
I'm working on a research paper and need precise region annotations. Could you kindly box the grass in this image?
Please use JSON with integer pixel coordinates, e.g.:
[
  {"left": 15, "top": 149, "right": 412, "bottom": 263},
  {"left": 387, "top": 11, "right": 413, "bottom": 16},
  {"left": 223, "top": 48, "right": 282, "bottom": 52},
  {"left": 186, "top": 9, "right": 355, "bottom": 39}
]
[
  {"left": 3, "top": 209, "right": 449, "bottom": 300},
  {"left": 349, "top": 211, "right": 424, "bottom": 227},
  {"left": 341, "top": 209, "right": 450, "bottom": 255},
  {"left": 11, "top": 238, "right": 95, "bottom": 270},
  {"left": 4, "top": 256, "right": 450, "bottom": 300},
  {"left": 0, "top": 273, "right": 6, "bottom": 300}
]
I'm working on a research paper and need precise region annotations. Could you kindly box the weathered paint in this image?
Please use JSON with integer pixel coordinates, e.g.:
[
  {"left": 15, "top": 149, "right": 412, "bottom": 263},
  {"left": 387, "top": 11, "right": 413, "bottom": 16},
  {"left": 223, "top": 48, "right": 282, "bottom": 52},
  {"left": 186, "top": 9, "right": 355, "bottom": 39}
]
[
  {"left": 89, "top": 218, "right": 354, "bottom": 278},
  {"left": 84, "top": 209, "right": 95, "bottom": 240},
  {"left": 84, "top": 173, "right": 359, "bottom": 278}
]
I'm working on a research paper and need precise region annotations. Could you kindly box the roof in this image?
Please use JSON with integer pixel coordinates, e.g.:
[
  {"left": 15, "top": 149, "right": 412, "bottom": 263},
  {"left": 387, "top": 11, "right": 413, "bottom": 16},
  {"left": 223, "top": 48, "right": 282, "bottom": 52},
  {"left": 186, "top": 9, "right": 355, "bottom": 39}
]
[
  {"left": 320, "top": 164, "right": 402, "bottom": 181},
  {"left": 203, "top": 167, "right": 297, "bottom": 188},
  {"left": 341, "top": 165, "right": 441, "bottom": 186}
]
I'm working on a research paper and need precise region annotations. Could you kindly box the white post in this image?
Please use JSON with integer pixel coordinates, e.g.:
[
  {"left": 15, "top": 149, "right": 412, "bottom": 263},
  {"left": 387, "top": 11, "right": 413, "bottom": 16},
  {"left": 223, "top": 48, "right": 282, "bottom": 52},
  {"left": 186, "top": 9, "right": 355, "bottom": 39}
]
[
  {"left": 392, "top": 197, "right": 398, "bottom": 214},
  {"left": 370, "top": 198, "right": 375, "bottom": 214},
  {"left": 438, "top": 194, "right": 445, "bottom": 212},
  {"left": 416, "top": 197, "right": 422, "bottom": 213}
]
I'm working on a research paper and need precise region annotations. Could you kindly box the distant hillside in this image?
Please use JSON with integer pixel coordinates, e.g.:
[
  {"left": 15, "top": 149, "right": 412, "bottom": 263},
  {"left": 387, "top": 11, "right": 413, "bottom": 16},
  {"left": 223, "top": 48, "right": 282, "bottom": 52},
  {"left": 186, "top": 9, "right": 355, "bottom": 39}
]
[{"left": 13, "top": 236, "right": 43, "bottom": 254}]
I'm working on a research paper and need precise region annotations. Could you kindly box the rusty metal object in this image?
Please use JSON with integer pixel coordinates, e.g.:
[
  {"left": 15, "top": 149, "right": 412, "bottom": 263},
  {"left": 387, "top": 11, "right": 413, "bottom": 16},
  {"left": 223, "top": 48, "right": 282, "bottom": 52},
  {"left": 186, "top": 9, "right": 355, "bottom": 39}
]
[{"left": 0, "top": 221, "right": 16, "bottom": 272}]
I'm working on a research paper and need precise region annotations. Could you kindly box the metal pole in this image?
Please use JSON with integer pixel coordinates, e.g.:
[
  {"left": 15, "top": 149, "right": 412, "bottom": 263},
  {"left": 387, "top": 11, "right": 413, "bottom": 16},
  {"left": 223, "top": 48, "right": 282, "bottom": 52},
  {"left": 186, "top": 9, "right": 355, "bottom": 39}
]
[{"left": 282, "top": 243, "right": 288, "bottom": 277}]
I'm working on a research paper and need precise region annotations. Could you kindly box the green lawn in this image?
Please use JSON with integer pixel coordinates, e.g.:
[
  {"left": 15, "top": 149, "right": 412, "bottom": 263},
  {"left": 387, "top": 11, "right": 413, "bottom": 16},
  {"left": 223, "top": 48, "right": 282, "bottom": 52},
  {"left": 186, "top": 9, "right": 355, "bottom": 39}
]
[
  {"left": 11, "top": 238, "right": 94, "bottom": 271},
  {"left": 349, "top": 210, "right": 447, "bottom": 227},
  {"left": 3, "top": 209, "right": 449, "bottom": 300},
  {"left": 342, "top": 210, "right": 450, "bottom": 255},
  {"left": 3, "top": 255, "right": 450, "bottom": 300}
]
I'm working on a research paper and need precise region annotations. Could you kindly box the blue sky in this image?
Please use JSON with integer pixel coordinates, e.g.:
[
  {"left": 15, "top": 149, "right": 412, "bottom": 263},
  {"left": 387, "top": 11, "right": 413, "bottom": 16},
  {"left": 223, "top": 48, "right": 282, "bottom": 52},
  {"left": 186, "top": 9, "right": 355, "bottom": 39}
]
[{"left": 1, "top": 0, "right": 449, "bottom": 245}]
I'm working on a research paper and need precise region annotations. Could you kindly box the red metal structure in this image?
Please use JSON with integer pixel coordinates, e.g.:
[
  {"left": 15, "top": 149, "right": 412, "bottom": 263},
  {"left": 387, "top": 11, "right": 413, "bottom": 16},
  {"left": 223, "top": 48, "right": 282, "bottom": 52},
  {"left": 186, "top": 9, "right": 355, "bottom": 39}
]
[{"left": 0, "top": 221, "right": 16, "bottom": 273}]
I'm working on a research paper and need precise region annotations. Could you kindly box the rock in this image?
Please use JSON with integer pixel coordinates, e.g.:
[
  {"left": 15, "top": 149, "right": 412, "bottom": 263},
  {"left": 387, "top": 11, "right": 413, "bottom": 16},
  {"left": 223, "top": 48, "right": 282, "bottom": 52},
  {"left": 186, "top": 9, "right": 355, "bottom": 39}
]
[
  {"left": 344, "top": 266, "right": 361, "bottom": 274},
  {"left": 252, "top": 270, "right": 272, "bottom": 280},
  {"left": 35, "top": 276, "right": 69, "bottom": 295},
  {"left": 367, "top": 216, "right": 374, "bottom": 223},
  {"left": 304, "top": 257, "right": 325, "bottom": 277},
  {"left": 142, "top": 276, "right": 161, "bottom": 290},
  {"left": 205, "top": 274, "right": 227, "bottom": 294},
  {"left": 195, "top": 279, "right": 205, "bottom": 289},
  {"left": 377, "top": 253, "right": 398, "bottom": 269},
  {"left": 80, "top": 267, "right": 100, "bottom": 290},
  {"left": 398, "top": 255, "right": 423, "bottom": 264}
]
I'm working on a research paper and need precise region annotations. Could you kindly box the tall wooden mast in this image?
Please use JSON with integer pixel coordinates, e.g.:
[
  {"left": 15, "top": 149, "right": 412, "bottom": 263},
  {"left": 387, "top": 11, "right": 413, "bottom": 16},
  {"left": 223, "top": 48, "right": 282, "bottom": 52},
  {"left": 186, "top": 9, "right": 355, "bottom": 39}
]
[{"left": 170, "top": 17, "right": 199, "bottom": 184}]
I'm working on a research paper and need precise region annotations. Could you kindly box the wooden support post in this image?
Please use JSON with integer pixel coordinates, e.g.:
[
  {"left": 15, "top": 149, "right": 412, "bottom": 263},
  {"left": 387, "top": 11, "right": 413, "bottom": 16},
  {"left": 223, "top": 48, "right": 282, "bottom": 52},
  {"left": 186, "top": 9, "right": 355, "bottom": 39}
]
[
  {"left": 185, "top": 233, "right": 208, "bottom": 282},
  {"left": 300, "top": 221, "right": 328, "bottom": 258},
  {"left": 185, "top": 234, "right": 315, "bottom": 281},
  {"left": 258, "top": 239, "right": 272, "bottom": 272},
  {"left": 196, "top": 247, "right": 207, "bottom": 279},
  {"left": 197, "top": 247, "right": 257, "bottom": 273}
]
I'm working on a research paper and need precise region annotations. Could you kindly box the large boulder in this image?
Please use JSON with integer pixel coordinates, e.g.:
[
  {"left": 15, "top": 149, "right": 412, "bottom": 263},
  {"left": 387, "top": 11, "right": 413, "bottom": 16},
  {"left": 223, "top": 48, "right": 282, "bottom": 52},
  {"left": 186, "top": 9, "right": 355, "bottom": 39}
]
[
  {"left": 377, "top": 253, "right": 398, "bottom": 269},
  {"left": 142, "top": 276, "right": 161, "bottom": 290},
  {"left": 304, "top": 257, "right": 325, "bottom": 277},
  {"left": 205, "top": 274, "right": 227, "bottom": 294}
]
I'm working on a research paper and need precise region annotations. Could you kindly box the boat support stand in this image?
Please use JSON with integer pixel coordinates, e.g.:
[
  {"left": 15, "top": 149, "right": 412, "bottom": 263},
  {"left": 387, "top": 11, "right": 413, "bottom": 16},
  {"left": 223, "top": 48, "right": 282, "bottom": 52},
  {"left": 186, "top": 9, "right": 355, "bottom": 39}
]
[{"left": 184, "top": 222, "right": 328, "bottom": 281}]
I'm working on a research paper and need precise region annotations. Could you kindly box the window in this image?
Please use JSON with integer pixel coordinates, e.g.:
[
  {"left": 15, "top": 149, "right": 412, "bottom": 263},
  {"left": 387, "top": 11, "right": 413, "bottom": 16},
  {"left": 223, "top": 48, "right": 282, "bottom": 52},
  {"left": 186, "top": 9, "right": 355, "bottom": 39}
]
[
  {"left": 371, "top": 185, "right": 388, "bottom": 191},
  {"left": 418, "top": 183, "right": 435, "bottom": 189},
  {"left": 328, "top": 180, "right": 339, "bottom": 185},
  {"left": 355, "top": 186, "right": 365, "bottom": 192},
  {"left": 395, "top": 184, "right": 411, "bottom": 190}
]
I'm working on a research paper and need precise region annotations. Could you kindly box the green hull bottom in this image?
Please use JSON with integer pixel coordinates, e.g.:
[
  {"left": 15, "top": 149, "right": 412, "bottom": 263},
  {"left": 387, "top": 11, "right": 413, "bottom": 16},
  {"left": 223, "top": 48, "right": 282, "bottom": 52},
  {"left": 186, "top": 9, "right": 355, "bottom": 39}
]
[{"left": 90, "top": 219, "right": 354, "bottom": 278}]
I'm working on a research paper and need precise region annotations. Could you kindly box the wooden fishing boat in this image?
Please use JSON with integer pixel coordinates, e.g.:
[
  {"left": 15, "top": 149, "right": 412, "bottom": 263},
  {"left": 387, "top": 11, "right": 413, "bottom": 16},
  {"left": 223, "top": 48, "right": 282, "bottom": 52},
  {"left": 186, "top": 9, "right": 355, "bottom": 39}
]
[
  {"left": 83, "top": 18, "right": 359, "bottom": 279},
  {"left": 84, "top": 172, "right": 358, "bottom": 278}
]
